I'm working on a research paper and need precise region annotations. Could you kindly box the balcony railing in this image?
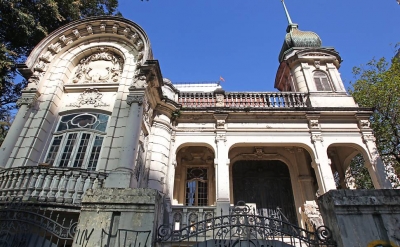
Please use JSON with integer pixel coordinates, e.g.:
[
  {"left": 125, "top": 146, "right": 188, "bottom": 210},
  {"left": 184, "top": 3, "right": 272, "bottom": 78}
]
[
  {"left": 0, "top": 166, "right": 107, "bottom": 205},
  {"left": 178, "top": 92, "right": 307, "bottom": 108}
]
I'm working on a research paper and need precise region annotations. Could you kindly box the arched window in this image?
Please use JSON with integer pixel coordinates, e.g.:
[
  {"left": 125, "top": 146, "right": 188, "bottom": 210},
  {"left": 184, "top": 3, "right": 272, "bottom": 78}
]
[
  {"left": 313, "top": 71, "right": 332, "bottom": 91},
  {"left": 44, "top": 112, "right": 109, "bottom": 171}
]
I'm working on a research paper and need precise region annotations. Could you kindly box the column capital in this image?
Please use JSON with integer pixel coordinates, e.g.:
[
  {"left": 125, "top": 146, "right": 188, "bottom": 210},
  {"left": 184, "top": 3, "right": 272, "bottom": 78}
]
[
  {"left": 362, "top": 134, "right": 376, "bottom": 143},
  {"left": 126, "top": 94, "right": 145, "bottom": 106},
  {"left": 16, "top": 88, "right": 40, "bottom": 108},
  {"left": 311, "top": 134, "right": 324, "bottom": 143},
  {"left": 215, "top": 133, "right": 226, "bottom": 143}
]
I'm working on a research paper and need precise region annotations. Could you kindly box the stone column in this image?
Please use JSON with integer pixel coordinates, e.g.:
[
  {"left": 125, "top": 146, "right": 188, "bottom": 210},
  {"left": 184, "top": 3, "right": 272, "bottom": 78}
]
[
  {"left": 105, "top": 89, "right": 145, "bottom": 188},
  {"left": 147, "top": 110, "right": 172, "bottom": 193},
  {"left": 0, "top": 88, "right": 40, "bottom": 168},
  {"left": 215, "top": 132, "right": 230, "bottom": 215},
  {"left": 357, "top": 117, "right": 392, "bottom": 189},
  {"left": 311, "top": 135, "right": 336, "bottom": 194},
  {"left": 307, "top": 116, "right": 336, "bottom": 194},
  {"left": 362, "top": 134, "right": 392, "bottom": 189}
]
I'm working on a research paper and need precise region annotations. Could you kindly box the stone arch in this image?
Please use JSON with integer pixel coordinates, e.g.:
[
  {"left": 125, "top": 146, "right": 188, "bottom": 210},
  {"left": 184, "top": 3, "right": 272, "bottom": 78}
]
[
  {"left": 227, "top": 144, "right": 317, "bottom": 226},
  {"left": 172, "top": 143, "right": 217, "bottom": 206},
  {"left": 22, "top": 16, "right": 152, "bottom": 87},
  {"left": 327, "top": 142, "right": 373, "bottom": 189}
]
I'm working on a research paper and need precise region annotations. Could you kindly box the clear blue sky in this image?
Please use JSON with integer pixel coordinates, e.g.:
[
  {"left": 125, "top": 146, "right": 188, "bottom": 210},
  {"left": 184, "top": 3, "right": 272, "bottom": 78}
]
[{"left": 119, "top": 0, "right": 399, "bottom": 92}]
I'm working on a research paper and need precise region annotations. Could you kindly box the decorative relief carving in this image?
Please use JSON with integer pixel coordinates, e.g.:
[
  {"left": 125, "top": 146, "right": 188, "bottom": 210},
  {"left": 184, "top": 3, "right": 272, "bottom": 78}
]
[
  {"left": 311, "top": 134, "right": 324, "bottom": 143},
  {"left": 59, "top": 35, "right": 72, "bottom": 45},
  {"left": 309, "top": 119, "right": 319, "bottom": 129},
  {"left": 131, "top": 32, "right": 139, "bottom": 42},
  {"left": 215, "top": 94, "right": 225, "bottom": 107},
  {"left": 126, "top": 94, "right": 144, "bottom": 105},
  {"left": 215, "top": 134, "right": 226, "bottom": 142},
  {"left": 30, "top": 21, "right": 146, "bottom": 89},
  {"left": 67, "top": 88, "right": 109, "bottom": 108},
  {"left": 112, "top": 24, "right": 118, "bottom": 34},
  {"left": 214, "top": 113, "right": 228, "bottom": 129},
  {"left": 359, "top": 120, "right": 370, "bottom": 129},
  {"left": 239, "top": 148, "right": 278, "bottom": 160},
  {"left": 100, "top": 23, "right": 106, "bottom": 32},
  {"left": 86, "top": 25, "right": 93, "bottom": 35},
  {"left": 362, "top": 134, "right": 376, "bottom": 143},
  {"left": 130, "top": 69, "right": 147, "bottom": 89},
  {"left": 143, "top": 99, "right": 153, "bottom": 124},
  {"left": 216, "top": 119, "right": 225, "bottom": 128},
  {"left": 48, "top": 43, "right": 61, "bottom": 53},
  {"left": 72, "top": 47, "right": 123, "bottom": 84},
  {"left": 72, "top": 29, "right": 81, "bottom": 39},
  {"left": 16, "top": 88, "right": 40, "bottom": 108},
  {"left": 314, "top": 60, "right": 321, "bottom": 69}
]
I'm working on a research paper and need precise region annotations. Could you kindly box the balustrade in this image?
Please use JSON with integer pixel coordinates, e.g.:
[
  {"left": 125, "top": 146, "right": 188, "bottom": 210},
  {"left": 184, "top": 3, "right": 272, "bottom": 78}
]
[
  {"left": 178, "top": 92, "right": 307, "bottom": 108},
  {"left": 169, "top": 205, "right": 216, "bottom": 232},
  {"left": 0, "top": 166, "right": 107, "bottom": 205}
]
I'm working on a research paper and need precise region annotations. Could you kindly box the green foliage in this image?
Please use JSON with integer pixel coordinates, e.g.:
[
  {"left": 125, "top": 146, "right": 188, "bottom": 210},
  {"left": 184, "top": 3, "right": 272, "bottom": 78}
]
[
  {"left": 0, "top": 0, "right": 120, "bottom": 143},
  {"left": 349, "top": 48, "right": 400, "bottom": 183},
  {"left": 346, "top": 154, "right": 374, "bottom": 189}
]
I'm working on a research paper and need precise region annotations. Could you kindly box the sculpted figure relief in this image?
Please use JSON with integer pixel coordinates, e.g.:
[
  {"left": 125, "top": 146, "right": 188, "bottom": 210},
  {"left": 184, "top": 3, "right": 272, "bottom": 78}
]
[
  {"left": 72, "top": 47, "right": 123, "bottom": 84},
  {"left": 130, "top": 69, "right": 148, "bottom": 89}
]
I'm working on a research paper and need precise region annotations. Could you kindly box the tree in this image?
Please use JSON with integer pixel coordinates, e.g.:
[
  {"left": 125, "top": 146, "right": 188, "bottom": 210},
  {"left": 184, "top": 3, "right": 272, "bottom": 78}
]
[
  {"left": 0, "top": 0, "right": 120, "bottom": 145},
  {"left": 349, "top": 48, "right": 400, "bottom": 187}
]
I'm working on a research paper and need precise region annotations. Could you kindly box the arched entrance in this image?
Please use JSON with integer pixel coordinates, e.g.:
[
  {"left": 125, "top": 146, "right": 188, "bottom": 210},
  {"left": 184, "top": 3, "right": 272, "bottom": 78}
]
[{"left": 232, "top": 160, "right": 297, "bottom": 225}]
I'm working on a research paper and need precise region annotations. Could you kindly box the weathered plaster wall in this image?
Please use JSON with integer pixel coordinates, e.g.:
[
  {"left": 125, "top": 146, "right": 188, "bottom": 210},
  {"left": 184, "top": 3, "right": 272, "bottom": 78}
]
[{"left": 318, "top": 190, "right": 400, "bottom": 247}]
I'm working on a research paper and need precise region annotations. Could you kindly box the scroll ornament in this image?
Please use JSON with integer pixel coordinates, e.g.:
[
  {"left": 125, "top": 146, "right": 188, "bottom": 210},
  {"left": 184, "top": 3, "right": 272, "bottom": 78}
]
[{"left": 72, "top": 48, "right": 123, "bottom": 84}]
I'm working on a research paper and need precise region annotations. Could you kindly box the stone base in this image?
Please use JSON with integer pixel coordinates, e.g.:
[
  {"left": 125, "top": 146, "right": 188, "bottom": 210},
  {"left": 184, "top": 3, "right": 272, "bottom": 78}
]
[
  {"left": 73, "top": 188, "right": 162, "bottom": 247},
  {"left": 216, "top": 200, "right": 230, "bottom": 216},
  {"left": 104, "top": 170, "right": 133, "bottom": 188},
  {"left": 318, "top": 190, "right": 400, "bottom": 247}
]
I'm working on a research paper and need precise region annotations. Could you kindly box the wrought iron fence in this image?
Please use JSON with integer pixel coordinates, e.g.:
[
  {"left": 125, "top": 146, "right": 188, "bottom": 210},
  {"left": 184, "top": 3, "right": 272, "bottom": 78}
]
[
  {"left": 158, "top": 202, "right": 336, "bottom": 247},
  {"left": 0, "top": 199, "right": 78, "bottom": 247}
]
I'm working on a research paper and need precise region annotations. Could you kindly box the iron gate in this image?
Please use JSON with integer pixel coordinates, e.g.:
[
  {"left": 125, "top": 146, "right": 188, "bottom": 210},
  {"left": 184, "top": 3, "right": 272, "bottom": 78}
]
[
  {"left": 158, "top": 202, "right": 336, "bottom": 247},
  {"left": 0, "top": 200, "right": 78, "bottom": 247}
]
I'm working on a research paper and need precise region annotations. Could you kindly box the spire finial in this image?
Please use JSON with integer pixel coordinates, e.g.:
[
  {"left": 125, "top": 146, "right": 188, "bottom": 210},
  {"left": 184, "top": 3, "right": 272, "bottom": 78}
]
[{"left": 281, "top": 0, "right": 293, "bottom": 25}]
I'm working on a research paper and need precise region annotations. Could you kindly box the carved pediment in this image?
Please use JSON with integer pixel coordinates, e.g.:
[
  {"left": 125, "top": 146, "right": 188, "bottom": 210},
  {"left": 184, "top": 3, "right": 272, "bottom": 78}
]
[{"left": 72, "top": 48, "right": 123, "bottom": 84}]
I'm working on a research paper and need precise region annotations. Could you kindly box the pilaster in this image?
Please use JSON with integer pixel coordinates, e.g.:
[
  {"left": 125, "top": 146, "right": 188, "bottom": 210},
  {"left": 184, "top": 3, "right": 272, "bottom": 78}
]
[
  {"left": 215, "top": 131, "right": 230, "bottom": 215},
  {"left": 105, "top": 88, "right": 145, "bottom": 188},
  {"left": 1, "top": 88, "right": 40, "bottom": 168}
]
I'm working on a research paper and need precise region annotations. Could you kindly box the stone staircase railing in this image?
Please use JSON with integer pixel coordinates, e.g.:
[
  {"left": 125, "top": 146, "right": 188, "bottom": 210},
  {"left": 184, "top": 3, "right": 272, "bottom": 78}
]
[
  {"left": 169, "top": 205, "right": 216, "bottom": 231},
  {"left": 0, "top": 166, "right": 108, "bottom": 205},
  {"left": 178, "top": 92, "right": 308, "bottom": 108}
]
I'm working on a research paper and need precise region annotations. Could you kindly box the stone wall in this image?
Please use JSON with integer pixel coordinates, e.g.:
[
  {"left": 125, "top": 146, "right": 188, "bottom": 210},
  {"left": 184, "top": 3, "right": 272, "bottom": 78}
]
[
  {"left": 73, "top": 188, "right": 162, "bottom": 247},
  {"left": 318, "top": 190, "right": 400, "bottom": 247}
]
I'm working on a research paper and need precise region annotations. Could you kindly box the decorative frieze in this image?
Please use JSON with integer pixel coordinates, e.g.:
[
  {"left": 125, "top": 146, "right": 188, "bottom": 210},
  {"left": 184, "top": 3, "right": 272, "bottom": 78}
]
[{"left": 67, "top": 88, "right": 109, "bottom": 108}]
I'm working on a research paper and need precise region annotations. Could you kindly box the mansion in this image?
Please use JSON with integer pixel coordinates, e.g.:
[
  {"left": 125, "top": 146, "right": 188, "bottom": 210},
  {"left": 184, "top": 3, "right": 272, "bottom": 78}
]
[{"left": 0, "top": 11, "right": 399, "bottom": 247}]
